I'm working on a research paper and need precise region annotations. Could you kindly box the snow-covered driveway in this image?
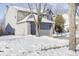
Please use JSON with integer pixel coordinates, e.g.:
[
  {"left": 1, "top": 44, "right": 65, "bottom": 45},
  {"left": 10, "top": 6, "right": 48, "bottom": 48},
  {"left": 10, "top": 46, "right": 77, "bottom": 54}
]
[{"left": 0, "top": 35, "right": 78, "bottom": 56}]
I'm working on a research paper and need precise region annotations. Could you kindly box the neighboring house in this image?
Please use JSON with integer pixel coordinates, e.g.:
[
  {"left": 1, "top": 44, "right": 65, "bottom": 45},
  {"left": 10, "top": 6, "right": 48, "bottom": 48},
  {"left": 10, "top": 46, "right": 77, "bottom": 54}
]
[
  {"left": 62, "top": 13, "right": 79, "bottom": 32},
  {"left": 4, "top": 6, "right": 54, "bottom": 36}
]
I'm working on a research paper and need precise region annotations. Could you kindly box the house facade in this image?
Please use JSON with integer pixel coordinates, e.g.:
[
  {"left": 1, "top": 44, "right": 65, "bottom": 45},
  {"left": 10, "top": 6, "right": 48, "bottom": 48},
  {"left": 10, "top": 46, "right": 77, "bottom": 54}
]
[
  {"left": 4, "top": 6, "right": 54, "bottom": 36},
  {"left": 62, "top": 13, "right": 79, "bottom": 32}
]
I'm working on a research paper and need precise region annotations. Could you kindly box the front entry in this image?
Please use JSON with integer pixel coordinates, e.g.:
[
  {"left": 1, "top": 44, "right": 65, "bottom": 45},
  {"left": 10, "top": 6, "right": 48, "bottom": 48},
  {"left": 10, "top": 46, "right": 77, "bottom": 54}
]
[{"left": 31, "top": 22, "right": 36, "bottom": 35}]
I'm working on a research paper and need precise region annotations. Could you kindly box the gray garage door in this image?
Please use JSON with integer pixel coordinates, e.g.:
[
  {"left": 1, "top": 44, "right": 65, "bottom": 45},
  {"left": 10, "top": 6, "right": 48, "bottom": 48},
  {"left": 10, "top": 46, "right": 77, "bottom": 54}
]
[{"left": 31, "top": 22, "right": 51, "bottom": 36}]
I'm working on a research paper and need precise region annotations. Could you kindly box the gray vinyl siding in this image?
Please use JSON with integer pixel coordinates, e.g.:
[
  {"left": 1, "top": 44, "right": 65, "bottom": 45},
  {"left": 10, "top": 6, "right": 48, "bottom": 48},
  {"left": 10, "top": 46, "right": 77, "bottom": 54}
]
[{"left": 17, "top": 10, "right": 29, "bottom": 22}]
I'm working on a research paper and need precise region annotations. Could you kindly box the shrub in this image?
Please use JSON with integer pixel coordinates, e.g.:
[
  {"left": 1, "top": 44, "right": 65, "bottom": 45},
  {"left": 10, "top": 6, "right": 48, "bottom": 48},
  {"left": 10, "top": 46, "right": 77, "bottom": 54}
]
[
  {"left": 55, "top": 15, "right": 64, "bottom": 33},
  {"left": 0, "top": 26, "right": 3, "bottom": 36}
]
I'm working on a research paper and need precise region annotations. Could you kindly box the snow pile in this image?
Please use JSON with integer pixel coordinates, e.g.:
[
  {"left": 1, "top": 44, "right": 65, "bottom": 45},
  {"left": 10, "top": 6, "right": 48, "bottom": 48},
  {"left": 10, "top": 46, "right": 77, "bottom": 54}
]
[{"left": 0, "top": 35, "right": 78, "bottom": 56}]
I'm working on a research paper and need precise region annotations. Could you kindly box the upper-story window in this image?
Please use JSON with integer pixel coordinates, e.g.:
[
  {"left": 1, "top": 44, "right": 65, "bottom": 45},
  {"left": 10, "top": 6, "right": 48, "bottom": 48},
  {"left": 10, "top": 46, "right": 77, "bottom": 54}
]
[
  {"left": 47, "top": 15, "right": 53, "bottom": 21},
  {"left": 47, "top": 9, "right": 53, "bottom": 21}
]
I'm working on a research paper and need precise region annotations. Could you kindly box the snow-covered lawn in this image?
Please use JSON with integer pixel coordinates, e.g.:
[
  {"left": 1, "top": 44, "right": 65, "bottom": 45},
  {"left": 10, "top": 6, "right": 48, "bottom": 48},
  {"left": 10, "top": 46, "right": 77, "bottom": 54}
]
[{"left": 0, "top": 35, "right": 79, "bottom": 56}]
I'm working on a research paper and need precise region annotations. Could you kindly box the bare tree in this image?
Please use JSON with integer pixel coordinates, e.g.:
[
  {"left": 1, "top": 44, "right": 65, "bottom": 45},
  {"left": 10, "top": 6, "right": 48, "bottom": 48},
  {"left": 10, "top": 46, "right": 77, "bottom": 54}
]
[
  {"left": 69, "top": 3, "right": 77, "bottom": 51},
  {"left": 28, "top": 3, "right": 48, "bottom": 36}
]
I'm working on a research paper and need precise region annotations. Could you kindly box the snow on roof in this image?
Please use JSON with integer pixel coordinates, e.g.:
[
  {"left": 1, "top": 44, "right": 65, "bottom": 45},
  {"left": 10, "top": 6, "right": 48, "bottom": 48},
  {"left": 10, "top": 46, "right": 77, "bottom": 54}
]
[
  {"left": 26, "top": 17, "right": 54, "bottom": 23},
  {"left": 9, "top": 6, "right": 38, "bottom": 13},
  {"left": 17, "top": 14, "right": 54, "bottom": 24},
  {"left": 42, "top": 18, "right": 54, "bottom": 23},
  {"left": 10, "top": 6, "right": 30, "bottom": 11},
  {"left": 9, "top": 6, "right": 47, "bottom": 14}
]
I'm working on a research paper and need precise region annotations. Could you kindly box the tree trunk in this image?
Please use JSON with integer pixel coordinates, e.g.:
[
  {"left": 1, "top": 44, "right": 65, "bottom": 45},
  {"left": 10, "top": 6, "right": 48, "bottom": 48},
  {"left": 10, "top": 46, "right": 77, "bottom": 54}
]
[
  {"left": 69, "top": 3, "right": 76, "bottom": 51},
  {"left": 50, "top": 24, "right": 53, "bottom": 36},
  {"left": 38, "top": 23, "right": 40, "bottom": 36},
  {"left": 50, "top": 16, "right": 56, "bottom": 36},
  {"left": 35, "top": 23, "right": 39, "bottom": 37},
  {"left": 52, "top": 16, "right": 56, "bottom": 34}
]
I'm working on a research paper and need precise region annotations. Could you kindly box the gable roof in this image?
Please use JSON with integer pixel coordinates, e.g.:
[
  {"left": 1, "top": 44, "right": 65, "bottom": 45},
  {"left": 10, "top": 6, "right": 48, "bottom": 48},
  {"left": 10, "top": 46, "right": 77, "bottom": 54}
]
[
  {"left": 17, "top": 14, "right": 54, "bottom": 24},
  {"left": 9, "top": 6, "right": 54, "bottom": 24}
]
